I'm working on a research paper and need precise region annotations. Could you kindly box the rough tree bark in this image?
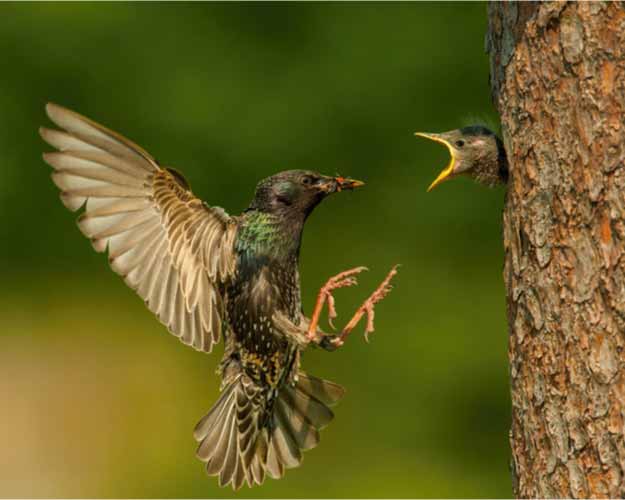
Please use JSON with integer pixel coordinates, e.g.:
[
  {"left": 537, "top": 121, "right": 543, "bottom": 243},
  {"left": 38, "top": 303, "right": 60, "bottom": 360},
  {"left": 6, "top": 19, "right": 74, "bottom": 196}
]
[{"left": 487, "top": 3, "right": 625, "bottom": 498}]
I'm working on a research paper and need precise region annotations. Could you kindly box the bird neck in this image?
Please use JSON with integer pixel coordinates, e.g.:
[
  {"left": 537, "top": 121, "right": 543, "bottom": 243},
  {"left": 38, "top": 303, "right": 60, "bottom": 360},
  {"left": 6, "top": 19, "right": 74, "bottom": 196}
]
[
  {"left": 473, "top": 136, "right": 508, "bottom": 187},
  {"left": 237, "top": 210, "right": 305, "bottom": 263}
]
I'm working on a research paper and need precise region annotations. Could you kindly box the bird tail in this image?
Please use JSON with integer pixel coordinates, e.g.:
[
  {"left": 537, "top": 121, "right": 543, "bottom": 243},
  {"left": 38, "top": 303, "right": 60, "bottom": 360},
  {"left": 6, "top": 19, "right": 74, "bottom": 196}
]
[{"left": 193, "top": 370, "right": 345, "bottom": 490}]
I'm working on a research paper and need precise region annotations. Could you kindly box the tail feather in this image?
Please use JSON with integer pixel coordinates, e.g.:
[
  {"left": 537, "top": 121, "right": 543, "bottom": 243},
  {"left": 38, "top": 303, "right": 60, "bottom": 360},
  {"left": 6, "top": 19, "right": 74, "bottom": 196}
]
[
  {"left": 296, "top": 372, "right": 346, "bottom": 405},
  {"left": 276, "top": 397, "right": 319, "bottom": 450},
  {"left": 233, "top": 458, "right": 246, "bottom": 489},
  {"left": 195, "top": 392, "right": 234, "bottom": 461},
  {"left": 265, "top": 438, "right": 283, "bottom": 480},
  {"left": 219, "top": 422, "right": 238, "bottom": 487},
  {"left": 249, "top": 452, "right": 266, "bottom": 486},
  {"left": 204, "top": 397, "right": 237, "bottom": 475},
  {"left": 282, "top": 384, "right": 334, "bottom": 429},
  {"left": 193, "top": 383, "right": 235, "bottom": 444},
  {"left": 194, "top": 371, "right": 345, "bottom": 489},
  {"left": 272, "top": 410, "right": 302, "bottom": 469}
]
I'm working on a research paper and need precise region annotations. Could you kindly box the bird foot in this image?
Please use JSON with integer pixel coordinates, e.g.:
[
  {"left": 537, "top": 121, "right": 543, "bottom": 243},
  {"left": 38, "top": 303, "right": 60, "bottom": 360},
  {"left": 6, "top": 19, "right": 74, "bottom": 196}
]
[
  {"left": 330, "top": 265, "right": 399, "bottom": 348},
  {"left": 306, "top": 266, "right": 368, "bottom": 343}
]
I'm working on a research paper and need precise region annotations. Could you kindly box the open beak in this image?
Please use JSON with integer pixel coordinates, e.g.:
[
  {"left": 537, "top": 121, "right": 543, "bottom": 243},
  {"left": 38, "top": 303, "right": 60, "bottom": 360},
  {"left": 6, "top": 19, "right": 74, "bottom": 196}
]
[
  {"left": 335, "top": 176, "right": 365, "bottom": 191},
  {"left": 415, "top": 132, "right": 456, "bottom": 192}
]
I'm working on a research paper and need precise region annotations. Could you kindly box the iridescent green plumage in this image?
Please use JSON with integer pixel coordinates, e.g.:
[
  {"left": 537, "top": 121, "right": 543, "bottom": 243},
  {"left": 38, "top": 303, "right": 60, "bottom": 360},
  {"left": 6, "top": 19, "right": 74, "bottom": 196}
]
[{"left": 236, "top": 211, "right": 292, "bottom": 265}]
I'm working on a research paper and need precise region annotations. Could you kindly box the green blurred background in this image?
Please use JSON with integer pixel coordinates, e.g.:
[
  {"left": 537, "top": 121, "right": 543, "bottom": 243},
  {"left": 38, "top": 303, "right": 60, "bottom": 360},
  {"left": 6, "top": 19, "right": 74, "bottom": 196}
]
[{"left": 0, "top": 2, "right": 510, "bottom": 497}]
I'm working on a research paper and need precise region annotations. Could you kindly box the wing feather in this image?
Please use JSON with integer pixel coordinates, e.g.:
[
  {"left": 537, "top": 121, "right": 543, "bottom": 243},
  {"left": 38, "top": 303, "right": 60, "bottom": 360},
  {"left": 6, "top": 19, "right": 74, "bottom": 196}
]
[{"left": 41, "top": 103, "right": 237, "bottom": 353}]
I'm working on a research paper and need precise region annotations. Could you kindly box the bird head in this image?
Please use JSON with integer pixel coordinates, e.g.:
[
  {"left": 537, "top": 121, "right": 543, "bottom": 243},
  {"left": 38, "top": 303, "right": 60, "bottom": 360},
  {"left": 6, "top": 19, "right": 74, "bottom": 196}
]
[
  {"left": 415, "top": 125, "right": 505, "bottom": 190},
  {"left": 248, "top": 170, "right": 364, "bottom": 217}
]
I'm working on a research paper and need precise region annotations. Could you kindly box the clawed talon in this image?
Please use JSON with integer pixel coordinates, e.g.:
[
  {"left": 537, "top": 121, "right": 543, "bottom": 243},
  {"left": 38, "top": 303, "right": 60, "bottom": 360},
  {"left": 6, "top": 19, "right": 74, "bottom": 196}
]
[
  {"left": 324, "top": 277, "right": 358, "bottom": 330},
  {"left": 327, "top": 293, "right": 337, "bottom": 330},
  {"left": 306, "top": 265, "right": 398, "bottom": 349},
  {"left": 333, "top": 265, "right": 399, "bottom": 346},
  {"left": 363, "top": 265, "right": 397, "bottom": 342},
  {"left": 306, "top": 266, "right": 368, "bottom": 342}
]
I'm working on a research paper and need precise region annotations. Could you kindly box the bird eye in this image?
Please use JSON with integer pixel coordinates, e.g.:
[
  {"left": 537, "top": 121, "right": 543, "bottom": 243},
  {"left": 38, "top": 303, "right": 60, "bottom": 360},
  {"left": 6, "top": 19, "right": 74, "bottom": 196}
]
[
  {"left": 455, "top": 140, "right": 465, "bottom": 148},
  {"left": 301, "top": 176, "right": 314, "bottom": 186}
]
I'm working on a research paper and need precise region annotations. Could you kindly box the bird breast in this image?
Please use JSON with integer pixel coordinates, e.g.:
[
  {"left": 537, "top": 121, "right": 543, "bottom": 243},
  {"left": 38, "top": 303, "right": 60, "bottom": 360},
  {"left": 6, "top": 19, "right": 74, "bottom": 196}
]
[{"left": 225, "top": 260, "right": 302, "bottom": 387}]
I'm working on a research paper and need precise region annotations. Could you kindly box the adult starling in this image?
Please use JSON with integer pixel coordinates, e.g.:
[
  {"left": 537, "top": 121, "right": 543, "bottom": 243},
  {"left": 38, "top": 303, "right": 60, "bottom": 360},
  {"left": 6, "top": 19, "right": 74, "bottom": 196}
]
[
  {"left": 415, "top": 125, "right": 508, "bottom": 190},
  {"left": 40, "top": 103, "right": 397, "bottom": 490}
]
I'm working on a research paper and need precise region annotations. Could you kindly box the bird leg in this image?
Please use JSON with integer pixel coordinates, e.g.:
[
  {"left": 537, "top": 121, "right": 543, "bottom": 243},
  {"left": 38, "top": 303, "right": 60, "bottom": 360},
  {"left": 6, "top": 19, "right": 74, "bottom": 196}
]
[
  {"left": 306, "top": 266, "right": 368, "bottom": 343},
  {"left": 279, "top": 265, "right": 398, "bottom": 352},
  {"left": 274, "top": 312, "right": 338, "bottom": 351},
  {"left": 330, "top": 265, "right": 399, "bottom": 348}
]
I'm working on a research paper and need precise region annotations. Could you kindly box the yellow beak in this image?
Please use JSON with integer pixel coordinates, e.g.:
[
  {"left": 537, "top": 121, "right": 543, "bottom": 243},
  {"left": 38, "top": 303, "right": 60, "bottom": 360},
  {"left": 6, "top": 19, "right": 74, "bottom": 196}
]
[{"left": 415, "top": 132, "right": 456, "bottom": 192}]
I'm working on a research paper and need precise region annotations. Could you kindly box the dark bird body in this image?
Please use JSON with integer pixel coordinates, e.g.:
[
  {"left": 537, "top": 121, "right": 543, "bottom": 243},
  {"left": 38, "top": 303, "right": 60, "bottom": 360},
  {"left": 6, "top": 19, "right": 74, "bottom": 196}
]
[
  {"left": 40, "top": 103, "right": 378, "bottom": 489},
  {"left": 416, "top": 125, "right": 508, "bottom": 190},
  {"left": 226, "top": 211, "right": 303, "bottom": 387}
]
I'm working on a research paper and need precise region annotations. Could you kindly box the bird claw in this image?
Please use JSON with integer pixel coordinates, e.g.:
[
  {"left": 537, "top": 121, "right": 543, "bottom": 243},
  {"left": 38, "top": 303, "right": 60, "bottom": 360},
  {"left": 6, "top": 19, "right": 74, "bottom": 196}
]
[
  {"left": 307, "top": 266, "right": 367, "bottom": 341},
  {"left": 327, "top": 294, "right": 337, "bottom": 330},
  {"left": 362, "top": 266, "right": 397, "bottom": 342},
  {"left": 337, "top": 265, "right": 399, "bottom": 345}
]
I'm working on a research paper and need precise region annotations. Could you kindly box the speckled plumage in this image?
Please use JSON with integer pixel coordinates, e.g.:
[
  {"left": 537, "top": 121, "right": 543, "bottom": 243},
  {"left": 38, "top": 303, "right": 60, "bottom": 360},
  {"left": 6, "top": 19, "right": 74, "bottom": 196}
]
[
  {"left": 40, "top": 104, "right": 356, "bottom": 490},
  {"left": 224, "top": 209, "right": 303, "bottom": 389}
]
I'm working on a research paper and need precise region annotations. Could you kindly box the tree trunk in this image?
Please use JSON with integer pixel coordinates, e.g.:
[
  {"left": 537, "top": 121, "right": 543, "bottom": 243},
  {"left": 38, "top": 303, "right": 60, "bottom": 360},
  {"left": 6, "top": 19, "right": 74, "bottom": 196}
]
[{"left": 487, "top": 3, "right": 625, "bottom": 498}]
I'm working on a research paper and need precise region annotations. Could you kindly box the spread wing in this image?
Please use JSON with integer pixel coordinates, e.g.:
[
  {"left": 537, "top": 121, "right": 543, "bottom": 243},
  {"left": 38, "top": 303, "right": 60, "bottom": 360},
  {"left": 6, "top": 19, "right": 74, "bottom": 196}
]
[{"left": 40, "top": 103, "right": 237, "bottom": 353}]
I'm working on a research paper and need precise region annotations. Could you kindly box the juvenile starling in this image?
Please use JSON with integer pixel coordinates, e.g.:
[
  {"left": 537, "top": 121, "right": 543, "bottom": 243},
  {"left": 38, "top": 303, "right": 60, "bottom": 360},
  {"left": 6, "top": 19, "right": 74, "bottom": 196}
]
[
  {"left": 415, "top": 125, "right": 508, "bottom": 190},
  {"left": 40, "top": 103, "right": 397, "bottom": 490}
]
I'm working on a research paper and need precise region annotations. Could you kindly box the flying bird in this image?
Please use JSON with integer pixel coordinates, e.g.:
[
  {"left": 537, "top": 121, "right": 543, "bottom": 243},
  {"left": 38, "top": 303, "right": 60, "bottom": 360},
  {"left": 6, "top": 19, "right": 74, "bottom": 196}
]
[
  {"left": 40, "top": 103, "right": 397, "bottom": 490},
  {"left": 415, "top": 126, "right": 508, "bottom": 191}
]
